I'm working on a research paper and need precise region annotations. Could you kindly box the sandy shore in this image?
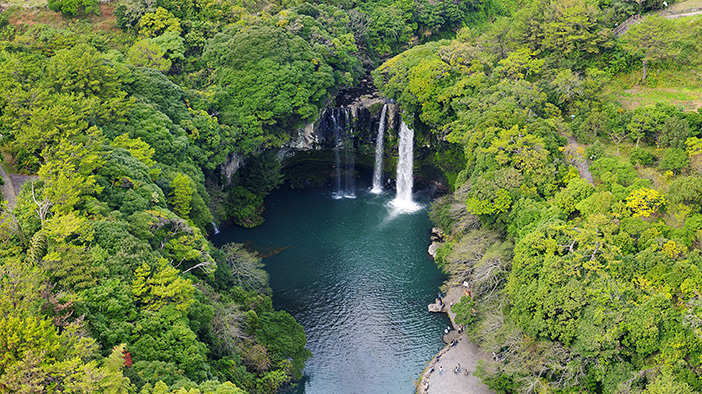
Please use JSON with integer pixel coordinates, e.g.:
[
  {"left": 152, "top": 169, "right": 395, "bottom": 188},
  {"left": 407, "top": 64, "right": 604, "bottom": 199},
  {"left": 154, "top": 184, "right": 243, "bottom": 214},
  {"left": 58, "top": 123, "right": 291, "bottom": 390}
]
[{"left": 417, "top": 286, "right": 495, "bottom": 394}]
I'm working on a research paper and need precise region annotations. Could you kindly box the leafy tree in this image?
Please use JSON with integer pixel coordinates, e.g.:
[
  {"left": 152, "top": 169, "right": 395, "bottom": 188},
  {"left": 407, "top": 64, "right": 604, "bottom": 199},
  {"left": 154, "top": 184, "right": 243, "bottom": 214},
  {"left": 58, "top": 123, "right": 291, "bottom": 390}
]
[
  {"left": 465, "top": 169, "right": 521, "bottom": 217},
  {"left": 48, "top": 0, "right": 99, "bottom": 17},
  {"left": 227, "top": 186, "right": 265, "bottom": 228},
  {"left": 660, "top": 116, "right": 691, "bottom": 150},
  {"left": 451, "top": 295, "right": 479, "bottom": 327},
  {"left": 112, "top": 133, "right": 161, "bottom": 179},
  {"left": 169, "top": 173, "right": 193, "bottom": 219},
  {"left": 628, "top": 107, "right": 657, "bottom": 147},
  {"left": 539, "top": 0, "right": 604, "bottom": 61},
  {"left": 138, "top": 7, "right": 181, "bottom": 38},
  {"left": 667, "top": 176, "right": 702, "bottom": 213},
  {"left": 495, "top": 47, "right": 545, "bottom": 80},
  {"left": 45, "top": 43, "right": 131, "bottom": 123},
  {"left": 365, "top": 4, "right": 415, "bottom": 55},
  {"left": 150, "top": 31, "right": 186, "bottom": 64},
  {"left": 254, "top": 311, "right": 311, "bottom": 380},
  {"left": 607, "top": 124, "right": 629, "bottom": 155},
  {"left": 645, "top": 369, "right": 697, "bottom": 394},
  {"left": 204, "top": 25, "right": 336, "bottom": 153},
  {"left": 0, "top": 316, "right": 102, "bottom": 393},
  {"left": 626, "top": 187, "right": 665, "bottom": 218},
  {"left": 555, "top": 177, "right": 595, "bottom": 215},
  {"left": 659, "top": 148, "right": 689, "bottom": 174},
  {"left": 132, "top": 260, "right": 194, "bottom": 312},
  {"left": 115, "top": 0, "right": 157, "bottom": 29},
  {"left": 38, "top": 134, "right": 105, "bottom": 216},
  {"left": 686, "top": 137, "right": 702, "bottom": 174},
  {"left": 630, "top": 147, "right": 657, "bottom": 166},
  {"left": 2, "top": 91, "right": 100, "bottom": 171},
  {"left": 128, "top": 39, "right": 172, "bottom": 72},
  {"left": 620, "top": 16, "right": 680, "bottom": 82},
  {"left": 221, "top": 243, "right": 269, "bottom": 294}
]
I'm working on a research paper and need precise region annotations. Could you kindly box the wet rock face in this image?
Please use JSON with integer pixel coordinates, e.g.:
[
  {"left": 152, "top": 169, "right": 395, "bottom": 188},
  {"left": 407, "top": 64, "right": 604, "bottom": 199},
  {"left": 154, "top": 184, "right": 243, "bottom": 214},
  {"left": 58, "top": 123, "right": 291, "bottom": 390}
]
[
  {"left": 284, "top": 74, "right": 390, "bottom": 153},
  {"left": 221, "top": 152, "right": 244, "bottom": 183},
  {"left": 334, "top": 76, "right": 378, "bottom": 107}
]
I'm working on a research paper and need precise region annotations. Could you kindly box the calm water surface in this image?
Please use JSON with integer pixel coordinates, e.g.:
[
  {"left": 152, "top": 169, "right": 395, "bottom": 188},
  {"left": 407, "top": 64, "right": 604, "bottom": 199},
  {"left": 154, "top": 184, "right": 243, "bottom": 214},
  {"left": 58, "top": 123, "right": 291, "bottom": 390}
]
[{"left": 213, "top": 182, "right": 449, "bottom": 394}]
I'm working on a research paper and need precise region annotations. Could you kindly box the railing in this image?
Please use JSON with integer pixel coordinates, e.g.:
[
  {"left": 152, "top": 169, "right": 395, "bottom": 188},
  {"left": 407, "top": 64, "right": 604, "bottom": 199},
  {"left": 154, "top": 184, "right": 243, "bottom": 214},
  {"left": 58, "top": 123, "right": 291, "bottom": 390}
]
[
  {"left": 613, "top": 14, "right": 643, "bottom": 38},
  {"left": 659, "top": 6, "right": 702, "bottom": 16},
  {"left": 614, "top": 7, "right": 702, "bottom": 38}
]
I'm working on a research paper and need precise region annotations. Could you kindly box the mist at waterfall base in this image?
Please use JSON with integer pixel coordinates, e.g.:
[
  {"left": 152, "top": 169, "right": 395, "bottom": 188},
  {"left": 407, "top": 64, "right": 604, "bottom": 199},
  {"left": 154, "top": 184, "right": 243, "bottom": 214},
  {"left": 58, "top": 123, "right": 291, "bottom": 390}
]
[
  {"left": 390, "top": 120, "right": 421, "bottom": 213},
  {"left": 212, "top": 176, "right": 449, "bottom": 394}
]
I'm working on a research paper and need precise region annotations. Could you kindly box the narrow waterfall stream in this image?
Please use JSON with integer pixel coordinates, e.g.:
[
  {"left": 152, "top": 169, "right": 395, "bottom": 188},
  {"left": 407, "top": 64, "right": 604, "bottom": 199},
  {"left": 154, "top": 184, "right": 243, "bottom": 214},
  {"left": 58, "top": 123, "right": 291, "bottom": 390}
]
[
  {"left": 370, "top": 104, "right": 387, "bottom": 194},
  {"left": 332, "top": 109, "right": 342, "bottom": 198},
  {"left": 329, "top": 108, "right": 356, "bottom": 199},
  {"left": 391, "top": 119, "right": 420, "bottom": 212},
  {"left": 344, "top": 109, "right": 356, "bottom": 198}
]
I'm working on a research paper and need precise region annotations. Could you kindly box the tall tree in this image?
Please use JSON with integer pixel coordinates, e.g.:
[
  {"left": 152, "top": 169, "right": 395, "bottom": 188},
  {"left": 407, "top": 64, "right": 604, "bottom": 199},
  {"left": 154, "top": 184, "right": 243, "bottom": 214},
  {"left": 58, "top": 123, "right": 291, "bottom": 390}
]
[{"left": 620, "top": 16, "right": 679, "bottom": 82}]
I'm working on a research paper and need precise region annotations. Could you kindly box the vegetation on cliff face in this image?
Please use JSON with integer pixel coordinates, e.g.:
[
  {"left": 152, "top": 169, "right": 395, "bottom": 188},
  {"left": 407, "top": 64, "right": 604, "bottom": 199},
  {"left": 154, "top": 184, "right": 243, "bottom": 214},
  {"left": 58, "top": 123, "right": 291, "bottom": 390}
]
[
  {"left": 0, "top": 0, "right": 700, "bottom": 392},
  {"left": 372, "top": 1, "right": 702, "bottom": 392},
  {"left": 0, "top": 0, "right": 514, "bottom": 390}
]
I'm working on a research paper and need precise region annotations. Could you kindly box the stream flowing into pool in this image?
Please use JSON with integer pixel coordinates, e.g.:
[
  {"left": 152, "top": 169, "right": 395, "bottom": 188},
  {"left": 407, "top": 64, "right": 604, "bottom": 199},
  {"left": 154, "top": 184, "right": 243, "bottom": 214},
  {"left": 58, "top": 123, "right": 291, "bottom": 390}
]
[{"left": 213, "top": 180, "right": 449, "bottom": 394}]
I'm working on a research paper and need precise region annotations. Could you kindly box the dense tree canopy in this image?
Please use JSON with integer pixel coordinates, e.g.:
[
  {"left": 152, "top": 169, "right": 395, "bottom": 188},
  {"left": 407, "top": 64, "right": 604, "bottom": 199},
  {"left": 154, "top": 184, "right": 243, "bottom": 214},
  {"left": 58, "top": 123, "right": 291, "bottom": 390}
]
[
  {"left": 0, "top": 0, "right": 701, "bottom": 393},
  {"left": 373, "top": 1, "right": 702, "bottom": 392}
]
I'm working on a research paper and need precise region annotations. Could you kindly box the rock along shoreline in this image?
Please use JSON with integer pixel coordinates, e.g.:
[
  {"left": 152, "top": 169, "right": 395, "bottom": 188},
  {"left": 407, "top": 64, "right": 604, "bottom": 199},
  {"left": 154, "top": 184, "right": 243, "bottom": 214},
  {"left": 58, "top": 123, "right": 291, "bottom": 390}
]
[{"left": 418, "top": 232, "right": 496, "bottom": 394}]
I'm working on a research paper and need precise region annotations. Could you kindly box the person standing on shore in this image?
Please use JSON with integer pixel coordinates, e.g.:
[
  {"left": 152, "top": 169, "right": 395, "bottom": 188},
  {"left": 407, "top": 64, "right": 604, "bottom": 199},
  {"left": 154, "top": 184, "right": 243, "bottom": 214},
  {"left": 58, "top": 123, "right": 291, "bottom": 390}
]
[{"left": 439, "top": 366, "right": 443, "bottom": 375}]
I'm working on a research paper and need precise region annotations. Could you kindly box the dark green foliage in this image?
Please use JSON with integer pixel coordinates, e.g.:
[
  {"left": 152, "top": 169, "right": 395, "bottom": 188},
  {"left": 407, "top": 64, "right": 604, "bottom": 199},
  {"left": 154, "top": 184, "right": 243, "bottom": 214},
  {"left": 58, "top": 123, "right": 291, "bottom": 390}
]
[
  {"left": 586, "top": 140, "right": 607, "bottom": 161},
  {"left": 4, "top": 0, "right": 702, "bottom": 392},
  {"left": 659, "top": 148, "right": 689, "bottom": 174},
  {"left": 629, "top": 147, "right": 657, "bottom": 166},
  {"left": 240, "top": 152, "right": 284, "bottom": 196},
  {"left": 254, "top": 311, "right": 312, "bottom": 380},
  {"left": 451, "top": 295, "right": 478, "bottom": 328},
  {"left": 368, "top": 3, "right": 702, "bottom": 391},
  {"left": 228, "top": 186, "right": 265, "bottom": 228},
  {"left": 660, "top": 116, "right": 692, "bottom": 150},
  {"left": 48, "top": 0, "right": 99, "bottom": 17},
  {"left": 204, "top": 25, "right": 336, "bottom": 153},
  {"left": 125, "top": 67, "right": 189, "bottom": 123},
  {"left": 668, "top": 176, "right": 702, "bottom": 213}
]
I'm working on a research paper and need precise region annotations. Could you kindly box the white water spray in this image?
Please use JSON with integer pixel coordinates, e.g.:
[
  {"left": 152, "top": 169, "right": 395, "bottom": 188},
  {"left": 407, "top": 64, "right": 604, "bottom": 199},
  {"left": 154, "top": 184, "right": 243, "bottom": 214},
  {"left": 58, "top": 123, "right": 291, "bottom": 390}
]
[
  {"left": 211, "top": 221, "right": 220, "bottom": 235},
  {"left": 371, "top": 104, "right": 387, "bottom": 194},
  {"left": 390, "top": 119, "right": 420, "bottom": 212}
]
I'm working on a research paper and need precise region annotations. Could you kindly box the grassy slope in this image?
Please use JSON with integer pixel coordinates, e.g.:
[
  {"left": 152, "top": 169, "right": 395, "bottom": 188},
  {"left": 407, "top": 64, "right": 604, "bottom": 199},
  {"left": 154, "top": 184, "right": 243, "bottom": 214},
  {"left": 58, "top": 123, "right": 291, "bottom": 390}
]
[{"left": 607, "top": 2, "right": 702, "bottom": 111}]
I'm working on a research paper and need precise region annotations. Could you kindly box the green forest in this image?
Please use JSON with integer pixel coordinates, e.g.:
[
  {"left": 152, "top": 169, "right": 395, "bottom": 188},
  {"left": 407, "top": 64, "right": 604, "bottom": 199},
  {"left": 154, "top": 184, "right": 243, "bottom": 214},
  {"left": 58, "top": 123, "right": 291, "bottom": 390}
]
[{"left": 0, "top": 0, "right": 701, "bottom": 392}]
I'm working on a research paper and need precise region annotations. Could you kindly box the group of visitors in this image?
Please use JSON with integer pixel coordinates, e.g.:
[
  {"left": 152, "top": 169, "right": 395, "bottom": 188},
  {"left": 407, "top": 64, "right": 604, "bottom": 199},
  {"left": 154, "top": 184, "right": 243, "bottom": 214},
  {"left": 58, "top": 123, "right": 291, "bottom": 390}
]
[{"left": 429, "top": 363, "right": 468, "bottom": 377}]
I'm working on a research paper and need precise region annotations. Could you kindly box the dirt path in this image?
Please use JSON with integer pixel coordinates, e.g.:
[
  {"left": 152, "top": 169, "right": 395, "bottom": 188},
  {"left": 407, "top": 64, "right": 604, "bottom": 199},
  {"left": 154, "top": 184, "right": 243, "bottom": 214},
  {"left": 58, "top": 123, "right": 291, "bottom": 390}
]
[
  {"left": 615, "top": 7, "right": 702, "bottom": 37},
  {"left": 566, "top": 136, "right": 594, "bottom": 185},
  {"left": 418, "top": 286, "right": 495, "bottom": 394},
  {"left": 0, "top": 165, "right": 17, "bottom": 210},
  {"left": 666, "top": 10, "right": 702, "bottom": 18}
]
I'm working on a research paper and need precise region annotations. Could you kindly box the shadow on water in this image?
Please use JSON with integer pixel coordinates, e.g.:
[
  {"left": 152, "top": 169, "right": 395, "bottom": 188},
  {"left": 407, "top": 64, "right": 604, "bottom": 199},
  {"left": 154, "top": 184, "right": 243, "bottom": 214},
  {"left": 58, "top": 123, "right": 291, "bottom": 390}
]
[{"left": 213, "top": 179, "right": 450, "bottom": 394}]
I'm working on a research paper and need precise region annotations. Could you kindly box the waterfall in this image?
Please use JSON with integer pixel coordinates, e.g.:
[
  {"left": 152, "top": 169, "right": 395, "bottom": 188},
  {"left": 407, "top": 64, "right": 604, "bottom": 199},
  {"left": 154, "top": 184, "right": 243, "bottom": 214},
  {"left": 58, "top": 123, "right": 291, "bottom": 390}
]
[
  {"left": 371, "top": 104, "right": 387, "bottom": 194},
  {"left": 211, "top": 221, "right": 220, "bottom": 235},
  {"left": 332, "top": 109, "right": 342, "bottom": 199},
  {"left": 344, "top": 109, "right": 356, "bottom": 198},
  {"left": 329, "top": 108, "right": 356, "bottom": 199},
  {"left": 391, "top": 119, "right": 419, "bottom": 212}
]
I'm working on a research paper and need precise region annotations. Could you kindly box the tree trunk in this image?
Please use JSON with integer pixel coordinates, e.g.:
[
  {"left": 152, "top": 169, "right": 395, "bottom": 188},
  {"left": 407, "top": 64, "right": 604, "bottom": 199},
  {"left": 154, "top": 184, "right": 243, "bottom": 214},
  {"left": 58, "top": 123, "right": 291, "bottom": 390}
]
[{"left": 642, "top": 59, "right": 647, "bottom": 82}]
